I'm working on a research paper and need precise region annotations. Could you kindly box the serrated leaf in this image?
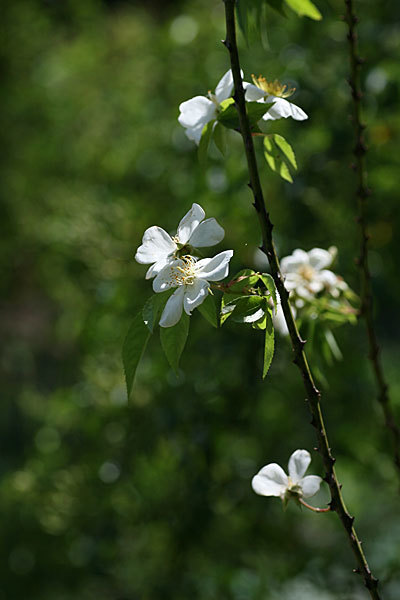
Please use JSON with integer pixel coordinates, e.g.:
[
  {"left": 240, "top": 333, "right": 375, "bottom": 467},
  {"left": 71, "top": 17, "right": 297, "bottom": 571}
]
[
  {"left": 284, "top": 0, "right": 322, "bottom": 20},
  {"left": 122, "top": 312, "right": 151, "bottom": 398},
  {"left": 142, "top": 290, "right": 174, "bottom": 333},
  {"left": 263, "top": 310, "right": 275, "bottom": 378},
  {"left": 213, "top": 122, "right": 227, "bottom": 156},
  {"left": 259, "top": 273, "right": 277, "bottom": 310},
  {"left": 160, "top": 313, "right": 190, "bottom": 373},
  {"left": 198, "top": 294, "right": 219, "bottom": 328},
  {"left": 263, "top": 134, "right": 297, "bottom": 183},
  {"left": 198, "top": 119, "right": 215, "bottom": 166}
]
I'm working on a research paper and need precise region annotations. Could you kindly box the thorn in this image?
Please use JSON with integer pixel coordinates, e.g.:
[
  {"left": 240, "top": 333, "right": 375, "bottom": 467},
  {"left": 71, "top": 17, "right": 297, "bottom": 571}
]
[{"left": 353, "top": 568, "right": 361, "bottom": 574}]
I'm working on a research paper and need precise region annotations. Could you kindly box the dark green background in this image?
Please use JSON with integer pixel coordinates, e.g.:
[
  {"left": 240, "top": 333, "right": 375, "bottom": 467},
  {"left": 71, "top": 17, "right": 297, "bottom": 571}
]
[{"left": 1, "top": 0, "right": 399, "bottom": 598}]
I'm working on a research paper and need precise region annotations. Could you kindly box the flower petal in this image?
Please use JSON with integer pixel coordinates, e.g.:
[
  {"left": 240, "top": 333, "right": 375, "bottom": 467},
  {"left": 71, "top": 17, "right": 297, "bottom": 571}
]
[
  {"left": 145, "top": 257, "right": 173, "bottom": 280},
  {"left": 288, "top": 449, "right": 311, "bottom": 483},
  {"left": 184, "top": 123, "right": 207, "bottom": 145},
  {"left": 159, "top": 287, "right": 185, "bottom": 328},
  {"left": 308, "top": 248, "right": 333, "bottom": 270},
  {"left": 243, "top": 82, "right": 266, "bottom": 102},
  {"left": 262, "top": 96, "right": 308, "bottom": 121},
  {"left": 300, "top": 475, "right": 322, "bottom": 498},
  {"left": 188, "top": 217, "right": 225, "bottom": 247},
  {"left": 178, "top": 96, "right": 216, "bottom": 128},
  {"left": 280, "top": 249, "right": 309, "bottom": 274},
  {"left": 152, "top": 260, "right": 183, "bottom": 293},
  {"left": 135, "top": 226, "right": 176, "bottom": 265},
  {"left": 214, "top": 69, "right": 234, "bottom": 104},
  {"left": 177, "top": 203, "right": 205, "bottom": 245},
  {"left": 195, "top": 250, "right": 233, "bottom": 282},
  {"left": 183, "top": 279, "right": 209, "bottom": 315},
  {"left": 251, "top": 463, "right": 289, "bottom": 497}
]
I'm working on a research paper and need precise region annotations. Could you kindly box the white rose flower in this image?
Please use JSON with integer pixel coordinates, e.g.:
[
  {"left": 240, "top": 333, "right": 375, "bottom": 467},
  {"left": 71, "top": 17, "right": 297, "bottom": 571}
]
[
  {"left": 135, "top": 203, "right": 225, "bottom": 279},
  {"left": 153, "top": 250, "right": 233, "bottom": 328},
  {"left": 280, "top": 247, "right": 348, "bottom": 301},
  {"left": 243, "top": 74, "right": 308, "bottom": 122},
  {"left": 252, "top": 449, "right": 322, "bottom": 504},
  {"left": 178, "top": 69, "right": 237, "bottom": 144}
]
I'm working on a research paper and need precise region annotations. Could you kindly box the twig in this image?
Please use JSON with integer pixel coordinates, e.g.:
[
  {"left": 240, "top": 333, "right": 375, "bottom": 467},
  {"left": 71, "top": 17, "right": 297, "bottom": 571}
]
[
  {"left": 344, "top": 0, "right": 400, "bottom": 474},
  {"left": 298, "top": 498, "right": 331, "bottom": 513},
  {"left": 222, "top": 1, "right": 381, "bottom": 597}
]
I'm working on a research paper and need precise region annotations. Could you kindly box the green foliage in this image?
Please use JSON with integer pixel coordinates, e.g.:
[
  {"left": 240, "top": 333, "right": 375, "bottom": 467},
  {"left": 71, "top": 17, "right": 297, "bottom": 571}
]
[
  {"left": 263, "top": 310, "right": 275, "bottom": 378},
  {"left": 122, "top": 312, "right": 151, "bottom": 399},
  {"left": 198, "top": 119, "right": 215, "bottom": 165},
  {"left": 217, "top": 100, "right": 274, "bottom": 130},
  {"left": 198, "top": 293, "right": 219, "bottom": 327},
  {"left": 263, "top": 134, "right": 298, "bottom": 183},
  {"left": 160, "top": 312, "right": 190, "bottom": 372},
  {"left": 284, "top": 0, "right": 322, "bottom": 20}
]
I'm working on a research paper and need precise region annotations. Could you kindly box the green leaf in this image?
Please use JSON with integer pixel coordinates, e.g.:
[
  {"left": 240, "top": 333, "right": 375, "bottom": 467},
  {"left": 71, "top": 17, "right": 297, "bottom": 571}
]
[
  {"left": 160, "top": 313, "right": 190, "bottom": 373},
  {"left": 122, "top": 312, "right": 151, "bottom": 399},
  {"left": 198, "top": 120, "right": 215, "bottom": 166},
  {"left": 217, "top": 100, "right": 274, "bottom": 131},
  {"left": 227, "top": 269, "right": 260, "bottom": 293},
  {"left": 259, "top": 273, "right": 277, "bottom": 310},
  {"left": 265, "top": 0, "right": 287, "bottom": 17},
  {"left": 198, "top": 294, "right": 219, "bottom": 328},
  {"left": 284, "top": 0, "right": 322, "bottom": 20},
  {"left": 263, "top": 310, "right": 275, "bottom": 378},
  {"left": 230, "top": 296, "right": 265, "bottom": 323},
  {"left": 263, "top": 134, "right": 297, "bottom": 183},
  {"left": 246, "top": 101, "right": 274, "bottom": 126},
  {"left": 142, "top": 290, "right": 174, "bottom": 333},
  {"left": 213, "top": 122, "right": 227, "bottom": 156}
]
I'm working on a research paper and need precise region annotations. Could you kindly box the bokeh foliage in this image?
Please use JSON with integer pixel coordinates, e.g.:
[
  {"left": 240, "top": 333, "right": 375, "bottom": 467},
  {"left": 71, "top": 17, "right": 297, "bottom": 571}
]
[{"left": 1, "top": 0, "right": 400, "bottom": 598}]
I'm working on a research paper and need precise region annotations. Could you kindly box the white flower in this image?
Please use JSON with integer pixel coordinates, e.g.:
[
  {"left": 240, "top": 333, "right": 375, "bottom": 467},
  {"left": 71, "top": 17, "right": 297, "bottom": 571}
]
[
  {"left": 252, "top": 449, "right": 322, "bottom": 503},
  {"left": 153, "top": 250, "right": 233, "bottom": 327},
  {"left": 280, "top": 247, "right": 348, "bottom": 301},
  {"left": 243, "top": 74, "right": 308, "bottom": 122},
  {"left": 178, "top": 70, "right": 236, "bottom": 144},
  {"left": 135, "top": 203, "right": 225, "bottom": 279}
]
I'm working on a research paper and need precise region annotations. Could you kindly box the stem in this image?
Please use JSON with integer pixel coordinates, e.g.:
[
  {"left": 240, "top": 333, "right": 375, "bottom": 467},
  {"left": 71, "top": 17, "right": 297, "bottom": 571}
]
[
  {"left": 222, "top": 1, "right": 381, "bottom": 597},
  {"left": 344, "top": 0, "right": 400, "bottom": 474},
  {"left": 299, "top": 498, "right": 331, "bottom": 513}
]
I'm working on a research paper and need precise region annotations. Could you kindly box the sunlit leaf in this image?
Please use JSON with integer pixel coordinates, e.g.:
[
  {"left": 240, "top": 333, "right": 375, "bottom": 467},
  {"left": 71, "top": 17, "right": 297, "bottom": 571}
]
[
  {"left": 284, "top": 0, "right": 322, "bottom": 20},
  {"left": 263, "top": 309, "right": 275, "bottom": 378},
  {"left": 259, "top": 273, "right": 277, "bottom": 310},
  {"left": 263, "top": 134, "right": 297, "bottom": 183}
]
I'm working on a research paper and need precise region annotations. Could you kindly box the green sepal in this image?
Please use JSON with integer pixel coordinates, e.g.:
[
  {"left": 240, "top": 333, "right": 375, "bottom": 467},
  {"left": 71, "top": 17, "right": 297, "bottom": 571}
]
[{"left": 160, "top": 312, "right": 190, "bottom": 373}]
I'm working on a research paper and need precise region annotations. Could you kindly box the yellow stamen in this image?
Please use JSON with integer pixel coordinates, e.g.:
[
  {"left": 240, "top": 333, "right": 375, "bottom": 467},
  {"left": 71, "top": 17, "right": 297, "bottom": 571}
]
[{"left": 251, "top": 74, "right": 295, "bottom": 99}]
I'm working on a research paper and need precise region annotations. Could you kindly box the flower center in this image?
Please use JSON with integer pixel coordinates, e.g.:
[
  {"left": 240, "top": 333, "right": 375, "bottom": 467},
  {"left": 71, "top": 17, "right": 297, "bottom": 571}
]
[
  {"left": 251, "top": 74, "right": 295, "bottom": 98},
  {"left": 171, "top": 256, "right": 198, "bottom": 286},
  {"left": 298, "top": 265, "right": 315, "bottom": 282}
]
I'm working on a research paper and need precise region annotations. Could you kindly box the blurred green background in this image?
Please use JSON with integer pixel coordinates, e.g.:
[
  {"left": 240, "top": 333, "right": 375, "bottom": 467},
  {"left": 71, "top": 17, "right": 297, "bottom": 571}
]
[{"left": 1, "top": 0, "right": 400, "bottom": 598}]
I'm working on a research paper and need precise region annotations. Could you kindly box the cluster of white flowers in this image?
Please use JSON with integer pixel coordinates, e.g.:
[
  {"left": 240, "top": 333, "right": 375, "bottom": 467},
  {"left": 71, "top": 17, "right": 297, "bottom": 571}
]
[
  {"left": 135, "top": 203, "right": 233, "bottom": 327},
  {"left": 252, "top": 449, "right": 322, "bottom": 506},
  {"left": 273, "top": 247, "right": 349, "bottom": 335},
  {"left": 178, "top": 70, "right": 308, "bottom": 144}
]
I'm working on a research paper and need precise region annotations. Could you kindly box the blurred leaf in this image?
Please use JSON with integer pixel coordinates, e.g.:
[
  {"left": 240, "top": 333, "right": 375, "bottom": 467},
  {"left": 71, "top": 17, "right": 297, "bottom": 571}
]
[
  {"left": 160, "top": 313, "right": 190, "bottom": 373},
  {"left": 265, "top": 0, "right": 286, "bottom": 17},
  {"left": 263, "top": 309, "right": 275, "bottom": 378},
  {"left": 122, "top": 312, "right": 151, "bottom": 398},
  {"left": 198, "top": 120, "right": 215, "bottom": 166},
  {"left": 198, "top": 294, "right": 219, "bottom": 328},
  {"left": 263, "top": 134, "right": 297, "bottom": 183},
  {"left": 284, "top": 0, "right": 322, "bottom": 20}
]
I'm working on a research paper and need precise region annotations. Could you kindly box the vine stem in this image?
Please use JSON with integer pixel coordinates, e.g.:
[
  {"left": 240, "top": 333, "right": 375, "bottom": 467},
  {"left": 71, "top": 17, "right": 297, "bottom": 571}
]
[
  {"left": 222, "top": 1, "right": 381, "bottom": 597},
  {"left": 344, "top": 0, "right": 400, "bottom": 474}
]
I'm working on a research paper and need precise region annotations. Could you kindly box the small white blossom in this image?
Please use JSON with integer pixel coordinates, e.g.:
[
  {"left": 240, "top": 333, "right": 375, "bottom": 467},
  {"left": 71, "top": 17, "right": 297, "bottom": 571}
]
[
  {"left": 252, "top": 449, "right": 322, "bottom": 504},
  {"left": 280, "top": 247, "right": 348, "bottom": 301},
  {"left": 135, "top": 203, "right": 225, "bottom": 279},
  {"left": 178, "top": 70, "right": 237, "bottom": 144},
  {"left": 243, "top": 74, "right": 308, "bottom": 122},
  {"left": 153, "top": 250, "right": 233, "bottom": 327}
]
